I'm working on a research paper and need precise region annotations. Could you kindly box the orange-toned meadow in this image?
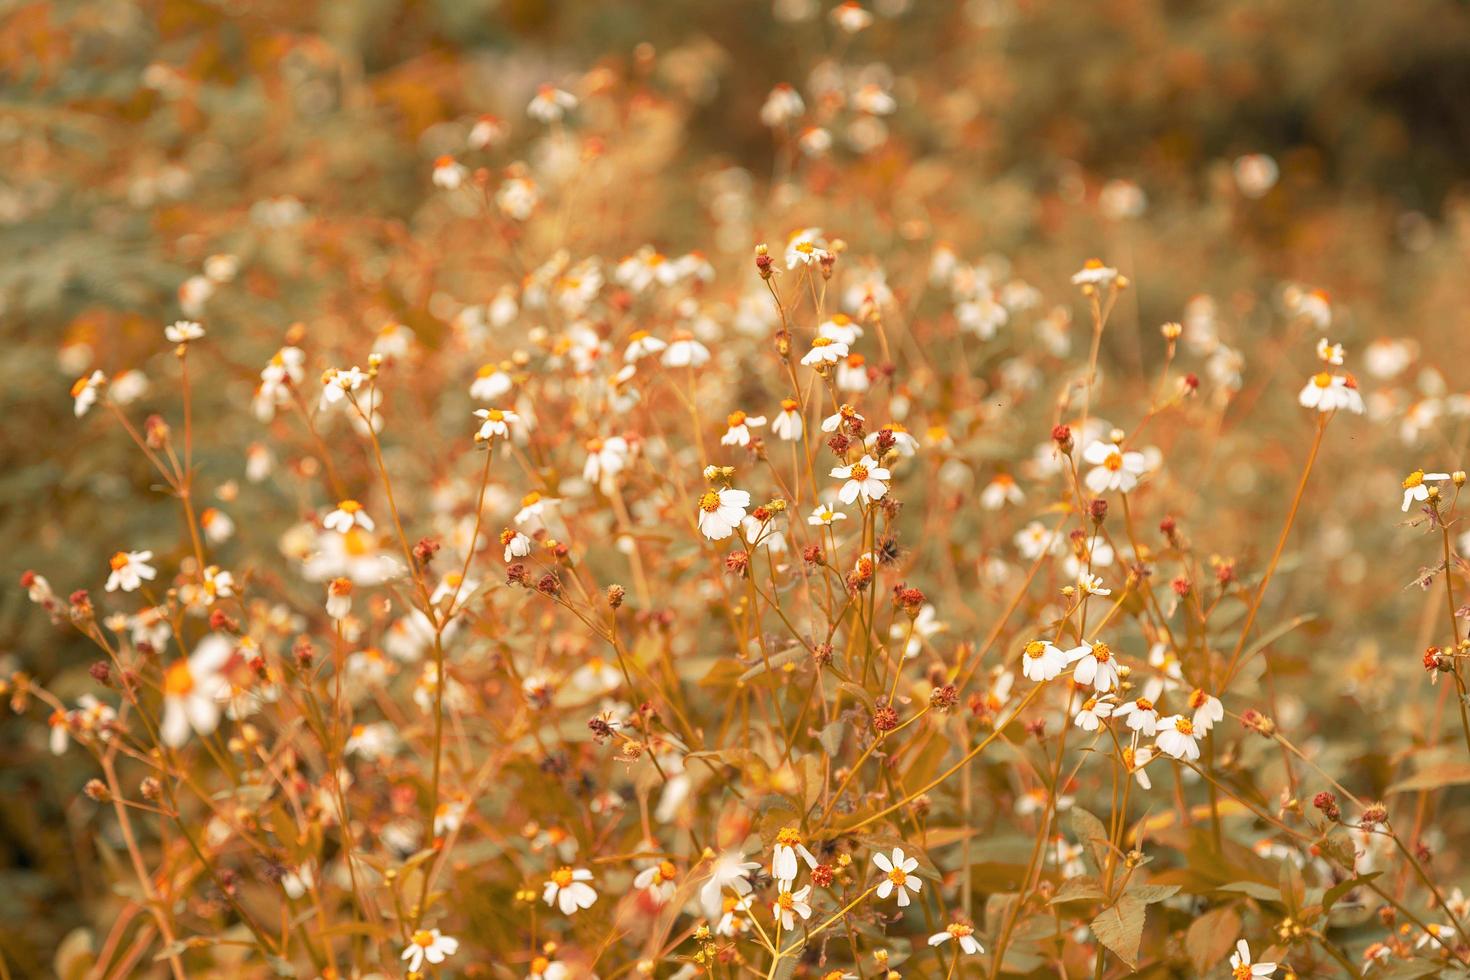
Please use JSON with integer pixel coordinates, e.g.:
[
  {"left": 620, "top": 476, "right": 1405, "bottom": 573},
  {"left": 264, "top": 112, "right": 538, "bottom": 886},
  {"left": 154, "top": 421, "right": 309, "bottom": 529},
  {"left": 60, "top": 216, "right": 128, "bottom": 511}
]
[{"left": 7, "top": 2, "right": 1470, "bottom": 978}]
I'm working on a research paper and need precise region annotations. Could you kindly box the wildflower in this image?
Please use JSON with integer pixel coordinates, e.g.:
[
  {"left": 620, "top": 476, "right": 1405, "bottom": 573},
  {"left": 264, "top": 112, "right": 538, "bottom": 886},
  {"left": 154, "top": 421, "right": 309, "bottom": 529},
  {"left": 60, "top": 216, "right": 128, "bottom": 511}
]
[
  {"left": 1188, "top": 689, "right": 1224, "bottom": 732},
  {"left": 1071, "top": 259, "right": 1119, "bottom": 288},
  {"left": 819, "top": 314, "right": 863, "bottom": 345},
  {"left": 543, "top": 866, "right": 598, "bottom": 914},
  {"left": 801, "top": 336, "right": 849, "bottom": 367},
  {"left": 696, "top": 487, "right": 751, "bottom": 541},
  {"left": 324, "top": 500, "right": 375, "bottom": 533},
  {"left": 500, "top": 529, "right": 532, "bottom": 563},
  {"left": 432, "top": 155, "right": 467, "bottom": 189},
  {"left": 105, "top": 551, "right": 156, "bottom": 593},
  {"left": 515, "top": 492, "right": 558, "bottom": 530},
  {"left": 809, "top": 503, "right": 847, "bottom": 526},
  {"left": 470, "top": 364, "right": 513, "bottom": 401},
  {"left": 872, "top": 847, "right": 922, "bottom": 907},
  {"left": 721, "top": 411, "right": 767, "bottom": 447},
  {"left": 1126, "top": 745, "right": 1155, "bottom": 790},
  {"left": 497, "top": 175, "right": 539, "bottom": 220},
  {"left": 831, "top": 1, "right": 873, "bottom": 32},
  {"left": 71, "top": 371, "right": 106, "bottom": 417},
  {"left": 1082, "top": 439, "right": 1148, "bottom": 494},
  {"left": 773, "top": 398, "right": 804, "bottom": 441},
  {"left": 528, "top": 85, "right": 577, "bottom": 123},
  {"left": 1155, "top": 715, "right": 1202, "bottom": 761},
  {"left": 1074, "top": 694, "right": 1116, "bottom": 731},
  {"left": 623, "top": 330, "right": 667, "bottom": 362},
  {"left": 822, "top": 404, "right": 864, "bottom": 433},
  {"left": 1068, "top": 641, "right": 1120, "bottom": 693},
  {"left": 401, "top": 929, "right": 459, "bottom": 972},
  {"left": 1298, "top": 372, "right": 1364, "bottom": 414},
  {"left": 772, "top": 882, "right": 813, "bottom": 930},
  {"left": 1115, "top": 697, "right": 1160, "bottom": 736},
  {"left": 981, "top": 474, "right": 1024, "bottom": 510},
  {"left": 633, "top": 861, "right": 679, "bottom": 904},
  {"left": 326, "top": 578, "right": 352, "bottom": 621},
  {"left": 160, "top": 633, "right": 235, "bottom": 747},
  {"left": 785, "top": 228, "right": 830, "bottom": 269},
  {"left": 1317, "top": 337, "right": 1344, "bottom": 365},
  {"left": 760, "top": 84, "right": 805, "bottom": 128},
  {"left": 1401, "top": 470, "right": 1451, "bottom": 512},
  {"left": 1228, "top": 939, "right": 1278, "bottom": 977},
  {"left": 772, "top": 827, "right": 818, "bottom": 883},
  {"left": 701, "top": 852, "right": 761, "bottom": 920},
  {"left": 831, "top": 455, "right": 890, "bottom": 505},
  {"left": 717, "top": 894, "right": 755, "bottom": 936},
  {"left": 1077, "top": 573, "right": 1112, "bottom": 597},
  {"left": 1014, "top": 521, "right": 1062, "bottom": 560},
  {"left": 199, "top": 508, "right": 234, "bottom": 544},
  {"left": 661, "top": 331, "right": 710, "bottom": 368},
  {"left": 1021, "top": 639, "right": 1068, "bottom": 682},
  {"left": 928, "top": 921, "right": 984, "bottom": 955},
  {"left": 164, "top": 320, "right": 205, "bottom": 344}
]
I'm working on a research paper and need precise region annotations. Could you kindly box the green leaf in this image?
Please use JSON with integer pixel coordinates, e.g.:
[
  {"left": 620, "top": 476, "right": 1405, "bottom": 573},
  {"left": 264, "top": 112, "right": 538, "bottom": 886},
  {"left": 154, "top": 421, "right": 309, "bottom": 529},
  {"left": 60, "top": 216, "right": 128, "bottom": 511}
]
[
  {"left": 1323, "top": 872, "right": 1381, "bottom": 912},
  {"left": 1050, "top": 875, "right": 1104, "bottom": 904},
  {"left": 1185, "top": 905, "right": 1241, "bottom": 975},
  {"left": 1386, "top": 762, "right": 1470, "bottom": 795},
  {"left": 1069, "top": 806, "right": 1111, "bottom": 875},
  {"left": 1218, "top": 880, "right": 1279, "bottom": 901},
  {"left": 1090, "top": 893, "right": 1147, "bottom": 969},
  {"left": 1126, "top": 883, "right": 1181, "bottom": 905}
]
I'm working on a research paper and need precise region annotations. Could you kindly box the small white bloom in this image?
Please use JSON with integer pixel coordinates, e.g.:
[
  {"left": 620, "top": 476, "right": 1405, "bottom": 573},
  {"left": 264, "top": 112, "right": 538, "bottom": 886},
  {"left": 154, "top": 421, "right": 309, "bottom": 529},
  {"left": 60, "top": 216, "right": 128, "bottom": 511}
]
[
  {"left": 873, "top": 847, "right": 922, "bottom": 907},
  {"left": 401, "top": 929, "right": 459, "bottom": 973},
  {"left": 1068, "top": 641, "right": 1121, "bottom": 693},
  {"left": 1401, "top": 469, "right": 1452, "bottom": 512},
  {"left": 928, "top": 922, "right": 984, "bottom": 955},
  {"left": 1082, "top": 440, "right": 1148, "bottom": 494},
  {"left": 105, "top": 550, "right": 157, "bottom": 593},
  {"left": 323, "top": 500, "right": 375, "bottom": 533},
  {"left": 697, "top": 487, "right": 751, "bottom": 541},
  {"left": 831, "top": 454, "right": 890, "bottom": 505},
  {"left": 528, "top": 85, "right": 578, "bottom": 123},
  {"left": 1021, "top": 639, "right": 1068, "bottom": 682},
  {"left": 1155, "top": 714, "right": 1202, "bottom": 761},
  {"left": 542, "top": 867, "right": 598, "bottom": 915},
  {"left": 1228, "top": 938, "right": 1278, "bottom": 977},
  {"left": 164, "top": 320, "right": 205, "bottom": 343}
]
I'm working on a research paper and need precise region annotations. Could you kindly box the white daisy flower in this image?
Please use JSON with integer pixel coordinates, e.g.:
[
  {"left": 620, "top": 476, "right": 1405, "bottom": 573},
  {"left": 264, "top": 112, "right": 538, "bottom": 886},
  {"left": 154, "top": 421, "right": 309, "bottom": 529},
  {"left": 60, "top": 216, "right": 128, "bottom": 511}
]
[
  {"left": 1188, "top": 689, "right": 1224, "bottom": 733},
  {"left": 528, "top": 85, "right": 578, "bottom": 123},
  {"left": 872, "top": 847, "right": 922, "bottom": 907},
  {"left": 1115, "top": 697, "right": 1161, "bottom": 736},
  {"left": 1401, "top": 469, "right": 1452, "bottom": 512},
  {"left": 721, "top": 411, "right": 767, "bottom": 447},
  {"left": 831, "top": 455, "right": 890, "bottom": 505},
  {"left": 1228, "top": 939, "right": 1278, "bottom": 977},
  {"left": 801, "top": 336, "right": 849, "bottom": 367},
  {"left": 160, "top": 633, "right": 235, "bottom": 747},
  {"left": 772, "top": 827, "right": 818, "bottom": 884},
  {"left": 164, "top": 320, "right": 205, "bottom": 343},
  {"left": 323, "top": 500, "right": 374, "bottom": 533},
  {"left": 1298, "top": 372, "right": 1364, "bottom": 414},
  {"left": 105, "top": 550, "right": 157, "bottom": 593},
  {"left": 401, "top": 929, "right": 459, "bottom": 972},
  {"left": 1082, "top": 440, "right": 1148, "bottom": 494},
  {"left": 1021, "top": 639, "right": 1068, "bottom": 682},
  {"left": 700, "top": 852, "right": 761, "bottom": 921},
  {"left": 624, "top": 330, "right": 668, "bottom": 362},
  {"left": 772, "top": 882, "right": 813, "bottom": 931},
  {"left": 772, "top": 399, "right": 804, "bottom": 441},
  {"left": 474, "top": 407, "right": 520, "bottom": 442},
  {"left": 1155, "top": 715, "right": 1202, "bottom": 761},
  {"left": 697, "top": 487, "right": 751, "bottom": 541},
  {"left": 543, "top": 867, "right": 598, "bottom": 915},
  {"left": 809, "top": 503, "right": 847, "bottom": 526},
  {"left": 1073, "top": 694, "right": 1116, "bottom": 731},
  {"left": 432, "top": 155, "right": 468, "bottom": 189},
  {"left": 928, "top": 921, "right": 984, "bottom": 955},
  {"left": 71, "top": 371, "right": 107, "bottom": 417},
  {"left": 1069, "top": 640, "right": 1119, "bottom": 691}
]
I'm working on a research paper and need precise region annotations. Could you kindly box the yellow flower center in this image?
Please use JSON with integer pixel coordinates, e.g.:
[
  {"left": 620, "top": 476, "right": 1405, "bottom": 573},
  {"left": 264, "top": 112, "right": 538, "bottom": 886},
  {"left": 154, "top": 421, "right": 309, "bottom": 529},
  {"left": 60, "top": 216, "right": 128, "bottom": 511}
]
[
  {"left": 411, "top": 930, "right": 435, "bottom": 948},
  {"left": 109, "top": 552, "right": 130, "bottom": 571},
  {"left": 811, "top": 336, "right": 834, "bottom": 348},
  {"left": 522, "top": 491, "right": 541, "bottom": 507},
  {"left": 1188, "top": 689, "right": 1207, "bottom": 709},
  {"left": 1312, "top": 372, "right": 1332, "bottom": 388},
  {"left": 849, "top": 465, "right": 869, "bottom": 481},
  {"left": 1233, "top": 966, "right": 1253, "bottom": 980},
  {"left": 948, "top": 923, "right": 973, "bottom": 938},
  {"left": 164, "top": 660, "right": 194, "bottom": 696},
  {"left": 1024, "top": 640, "right": 1047, "bottom": 660},
  {"left": 658, "top": 861, "right": 676, "bottom": 881},
  {"left": 551, "top": 867, "right": 575, "bottom": 887},
  {"left": 485, "top": 409, "right": 504, "bottom": 422},
  {"left": 699, "top": 490, "right": 722, "bottom": 512},
  {"left": 342, "top": 528, "right": 371, "bottom": 557},
  {"left": 781, "top": 398, "right": 798, "bottom": 412},
  {"left": 727, "top": 411, "right": 747, "bottom": 426},
  {"left": 1091, "top": 643, "right": 1111, "bottom": 663},
  {"left": 1104, "top": 451, "right": 1123, "bottom": 472},
  {"left": 795, "top": 242, "right": 815, "bottom": 255},
  {"left": 887, "top": 867, "right": 908, "bottom": 886},
  {"left": 531, "top": 957, "right": 550, "bottom": 974},
  {"left": 1403, "top": 470, "right": 1425, "bottom": 489},
  {"left": 777, "top": 892, "right": 795, "bottom": 910},
  {"left": 329, "top": 577, "right": 352, "bottom": 597},
  {"left": 1174, "top": 717, "right": 1195, "bottom": 735},
  {"left": 776, "top": 827, "right": 802, "bottom": 847},
  {"left": 1135, "top": 698, "right": 1154, "bottom": 711}
]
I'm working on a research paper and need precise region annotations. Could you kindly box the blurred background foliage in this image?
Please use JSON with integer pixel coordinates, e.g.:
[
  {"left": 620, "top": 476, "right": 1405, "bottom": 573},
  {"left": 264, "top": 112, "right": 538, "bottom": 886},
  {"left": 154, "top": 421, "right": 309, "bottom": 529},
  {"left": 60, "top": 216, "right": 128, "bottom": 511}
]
[{"left": 5, "top": 0, "right": 1470, "bottom": 971}]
